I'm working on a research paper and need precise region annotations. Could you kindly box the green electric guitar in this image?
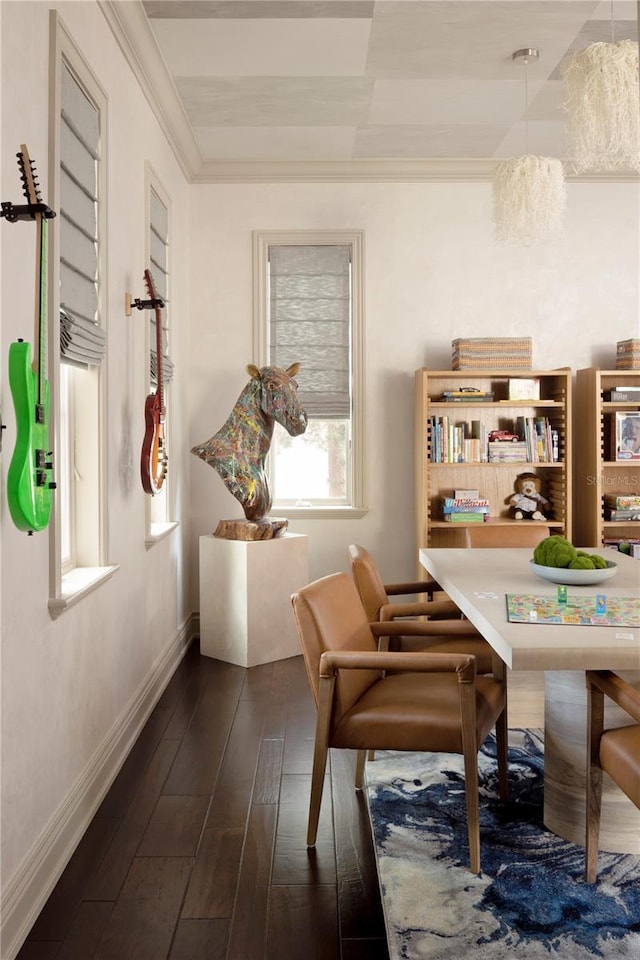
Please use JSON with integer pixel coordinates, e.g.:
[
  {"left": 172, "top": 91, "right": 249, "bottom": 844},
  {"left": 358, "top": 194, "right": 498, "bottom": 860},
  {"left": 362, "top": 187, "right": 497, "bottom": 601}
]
[{"left": 7, "top": 145, "right": 56, "bottom": 532}]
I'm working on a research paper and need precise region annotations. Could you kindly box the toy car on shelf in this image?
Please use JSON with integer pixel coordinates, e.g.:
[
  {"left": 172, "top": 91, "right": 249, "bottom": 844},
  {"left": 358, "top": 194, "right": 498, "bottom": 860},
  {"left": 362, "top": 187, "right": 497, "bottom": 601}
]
[{"left": 488, "top": 430, "right": 521, "bottom": 442}]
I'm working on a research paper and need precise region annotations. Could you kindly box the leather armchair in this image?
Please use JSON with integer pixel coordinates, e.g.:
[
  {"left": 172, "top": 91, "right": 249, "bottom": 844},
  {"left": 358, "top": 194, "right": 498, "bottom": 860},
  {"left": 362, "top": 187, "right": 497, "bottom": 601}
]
[
  {"left": 291, "top": 572, "right": 509, "bottom": 875},
  {"left": 347, "top": 543, "right": 493, "bottom": 674},
  {"left": 585, "top": 670, "right": 640, "bottom": 882},
  {"left": 464, "top": 524, "right": 550, "bottom": 548}
]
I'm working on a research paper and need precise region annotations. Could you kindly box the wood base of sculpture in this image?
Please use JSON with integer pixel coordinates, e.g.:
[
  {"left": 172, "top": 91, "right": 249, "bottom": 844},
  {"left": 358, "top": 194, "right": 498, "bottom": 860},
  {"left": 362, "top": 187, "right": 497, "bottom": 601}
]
[{"left": 213, "top": 517, "right": 288, "bottom": 540}]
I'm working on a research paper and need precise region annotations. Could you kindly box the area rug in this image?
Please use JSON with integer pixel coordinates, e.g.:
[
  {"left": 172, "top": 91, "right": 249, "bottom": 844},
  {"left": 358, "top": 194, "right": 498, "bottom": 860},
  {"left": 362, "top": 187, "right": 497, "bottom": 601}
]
[{"left": 365, "top": 729, "right": 640, "bottom": 959}]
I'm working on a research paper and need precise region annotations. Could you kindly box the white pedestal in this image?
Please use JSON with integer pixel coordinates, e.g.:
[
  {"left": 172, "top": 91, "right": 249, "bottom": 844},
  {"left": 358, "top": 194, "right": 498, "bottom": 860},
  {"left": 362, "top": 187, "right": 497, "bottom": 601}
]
[{"left": 199, "top": 533, "right": 309, "bottom": 667}]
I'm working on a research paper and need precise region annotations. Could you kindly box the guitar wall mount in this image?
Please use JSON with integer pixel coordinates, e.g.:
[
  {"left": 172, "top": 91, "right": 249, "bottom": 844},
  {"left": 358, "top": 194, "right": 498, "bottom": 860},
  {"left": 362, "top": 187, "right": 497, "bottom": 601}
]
[
  {"left": 125, "top": 291, "right": 165, "bottom": 316},
  {"left": 1, "top": 200, "right": 56, "bottom": 223}
]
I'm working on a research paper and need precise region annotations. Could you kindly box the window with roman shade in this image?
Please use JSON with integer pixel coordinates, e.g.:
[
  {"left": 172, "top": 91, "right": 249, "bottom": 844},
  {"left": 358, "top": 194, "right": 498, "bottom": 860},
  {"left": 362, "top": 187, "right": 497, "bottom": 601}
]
[
  {"left": 59, "top": 63, "right": 106, "bottom": 367},
  {"left": 268, "top": 244, "right": 351, "bottom": 419},
  {"left": 149, "top": 188, "right": 174, "bottom": 386}
]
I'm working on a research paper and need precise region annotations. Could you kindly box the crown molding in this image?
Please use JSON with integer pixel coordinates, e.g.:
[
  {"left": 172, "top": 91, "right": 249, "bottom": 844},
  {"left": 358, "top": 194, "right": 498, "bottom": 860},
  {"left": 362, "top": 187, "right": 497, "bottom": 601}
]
[
  {"left": 193, "top": 158, "right": 639, "bottom": 184},
  {"left": 98, "top": 3, "right": 639, "bottom": 186},
  {"left": 99, "top": 0, "right": 201, "bottom": 180}
]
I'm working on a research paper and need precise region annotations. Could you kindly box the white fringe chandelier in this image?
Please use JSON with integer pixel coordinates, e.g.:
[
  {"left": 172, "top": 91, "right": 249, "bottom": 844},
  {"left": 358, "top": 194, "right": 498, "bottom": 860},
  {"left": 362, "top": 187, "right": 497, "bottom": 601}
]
[
  {"left": 563, "top": 38, "right": 640, "bottom": 173},
  {"left": 493, "top": 49, "right": 566, "bottom": 245}
]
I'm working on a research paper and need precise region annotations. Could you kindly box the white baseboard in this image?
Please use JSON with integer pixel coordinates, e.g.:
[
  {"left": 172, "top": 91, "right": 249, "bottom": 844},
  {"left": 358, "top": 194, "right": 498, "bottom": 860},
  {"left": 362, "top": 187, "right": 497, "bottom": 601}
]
[{"left": 1, "top": 614, "right": 197, "bottom": 960}]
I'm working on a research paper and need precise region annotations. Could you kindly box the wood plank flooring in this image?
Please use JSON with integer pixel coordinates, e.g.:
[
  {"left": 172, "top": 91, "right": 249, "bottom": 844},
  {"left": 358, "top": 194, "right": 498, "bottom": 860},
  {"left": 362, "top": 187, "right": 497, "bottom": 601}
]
[{"left": 16, "top": 644, "right": 389, "bottom": 960}]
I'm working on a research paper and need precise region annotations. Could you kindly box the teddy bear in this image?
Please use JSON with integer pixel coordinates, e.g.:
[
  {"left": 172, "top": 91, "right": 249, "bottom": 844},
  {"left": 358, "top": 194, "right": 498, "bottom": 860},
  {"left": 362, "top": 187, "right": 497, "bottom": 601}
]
[{"left": 506, "top": 472, "right": 550, "bottom": 521}]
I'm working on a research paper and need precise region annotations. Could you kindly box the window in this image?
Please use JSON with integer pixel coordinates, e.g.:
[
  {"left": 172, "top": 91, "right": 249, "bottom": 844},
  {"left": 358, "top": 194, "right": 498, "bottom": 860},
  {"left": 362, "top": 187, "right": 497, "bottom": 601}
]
[
  {"left": 145, "top": 171, "right": 176, "bottom": 541},
  {"left": 253, "top": 231, "right": 366, "bottom": 517},
  {"left": 49, "top": 15, "right": 115, "bottom": 614}
]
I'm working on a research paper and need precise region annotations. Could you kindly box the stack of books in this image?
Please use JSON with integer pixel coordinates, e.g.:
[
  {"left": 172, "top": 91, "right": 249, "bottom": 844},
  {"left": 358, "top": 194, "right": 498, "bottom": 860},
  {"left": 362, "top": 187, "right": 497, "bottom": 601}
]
[
  {"left": 488, "top": 441, "right": 528, "bottom": 462},
  {"left": 604, "top": 495, "right": 640, "bottom": 521},
  {"left": 440, "top": 388, "right": 495, "bottom": 402},
  {"left": 615, "top": 339, "right": 640, "bottom": 370},
  {"left": 442, "top": 496, "right": 490, "bottom": 522},
  {"left": 606, "top": 384, "right": 640, "bottom": 401},
  {"left": 451, "top": 337, "right": 532, "bottom": 370}
]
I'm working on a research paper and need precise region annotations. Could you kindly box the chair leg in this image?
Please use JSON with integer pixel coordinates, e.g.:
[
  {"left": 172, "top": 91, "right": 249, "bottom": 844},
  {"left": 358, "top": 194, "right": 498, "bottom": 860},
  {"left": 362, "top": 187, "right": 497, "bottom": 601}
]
[
  {"left": 307, "top": 737, "right": 328, "bottom": 847},
  {"left": 355, "top": 749, "right": 367, "bottom": 789},
  {"left": 460, "top": 683, "right": 481, "bottom": 874},
  {"left": 462, "top": 744, "right": 481, "bottom": 875},
  {"left": 495, "top": 707, "right": 509, "bottom": 802},
  {"left": 307, "top": 676, "right": 334, "bottom": 847},
  {"left": 585, "top": 685, "right": 605, "bottom": 882}
]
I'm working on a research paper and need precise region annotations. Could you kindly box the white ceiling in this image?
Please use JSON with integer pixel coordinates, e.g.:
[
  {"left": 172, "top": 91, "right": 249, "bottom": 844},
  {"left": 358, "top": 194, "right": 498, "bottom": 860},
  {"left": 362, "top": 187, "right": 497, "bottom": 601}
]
[{"left": 125, "top": 0, "right": 639, "bottom": 178}]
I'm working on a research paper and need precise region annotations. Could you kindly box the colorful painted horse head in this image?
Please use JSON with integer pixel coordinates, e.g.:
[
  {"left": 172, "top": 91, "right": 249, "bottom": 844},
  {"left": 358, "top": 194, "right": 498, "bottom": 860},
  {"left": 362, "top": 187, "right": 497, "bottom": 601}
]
[{"left": 191, "top": 363, "right": 307, "bottom": 521}]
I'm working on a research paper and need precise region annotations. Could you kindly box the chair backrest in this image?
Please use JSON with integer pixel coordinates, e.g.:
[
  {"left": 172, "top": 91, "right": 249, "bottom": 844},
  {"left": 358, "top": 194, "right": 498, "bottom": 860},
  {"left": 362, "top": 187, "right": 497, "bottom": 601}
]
[
  {"left": 465, "top": 524, "right": 551, "bottom": 549},
  {"left": 291, "top": 572, "right": 381, "bottom": 722},
  {"left": 347, "top": 543, "right": 388, "bottom": 620}
]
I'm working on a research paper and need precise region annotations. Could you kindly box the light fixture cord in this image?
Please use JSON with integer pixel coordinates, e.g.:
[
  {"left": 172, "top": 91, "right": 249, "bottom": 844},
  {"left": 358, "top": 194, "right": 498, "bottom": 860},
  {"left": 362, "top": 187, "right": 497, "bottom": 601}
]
[
  {"left": 610, "top": 0, "right": 615, "bottom": 41},
  {"left": 524, "top": 56, "right": 530, "bottom": 154}
]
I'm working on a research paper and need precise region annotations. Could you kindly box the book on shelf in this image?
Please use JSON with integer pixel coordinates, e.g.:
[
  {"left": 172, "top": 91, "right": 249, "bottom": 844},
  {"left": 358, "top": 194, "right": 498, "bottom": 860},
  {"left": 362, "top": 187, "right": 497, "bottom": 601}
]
[
  {"left": 443, "top": 512, "right": 487, "bottom": 522},
  {"left": 611, "top": 411, "right": 640, "bottom": 460},
  {"left": 604, "top": 495, "right": 640, "bottom": 509},
  {"left": 605, "top": 508, "right": 640, "bottom": 521},
  {"left": 442, "top": 498, "right": 490, "bottom": 515},
  {"left": 454, "top": 488, "right": 480, "bottom": 499},
  {"left": 607, "top": 389, "right": 640, "bottom": 401}
]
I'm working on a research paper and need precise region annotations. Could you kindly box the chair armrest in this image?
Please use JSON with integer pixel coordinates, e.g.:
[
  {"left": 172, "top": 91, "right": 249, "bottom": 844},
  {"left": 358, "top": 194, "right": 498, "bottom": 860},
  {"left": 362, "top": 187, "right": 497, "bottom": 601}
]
[
  {"left": 370, "top": 619, "right": 480, "bottom": 638},
  {"left": 384, "top": 579, "right": 441, "bottom": 597},
  {"left": 586, "top": 670, "right": 640, "bottom": 723},
  {"left": 379, "top": 600, "right": 461, "bottom": 621},
  {"left": 320, "top": 649, "right": 476, "bottom": 682}
]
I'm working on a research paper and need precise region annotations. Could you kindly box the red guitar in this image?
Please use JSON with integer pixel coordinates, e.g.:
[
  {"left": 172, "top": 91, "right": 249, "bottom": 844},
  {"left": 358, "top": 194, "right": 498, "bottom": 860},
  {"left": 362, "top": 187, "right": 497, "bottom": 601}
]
[{"left": 140, "top": 269, "right": 167, "bottom": 495}]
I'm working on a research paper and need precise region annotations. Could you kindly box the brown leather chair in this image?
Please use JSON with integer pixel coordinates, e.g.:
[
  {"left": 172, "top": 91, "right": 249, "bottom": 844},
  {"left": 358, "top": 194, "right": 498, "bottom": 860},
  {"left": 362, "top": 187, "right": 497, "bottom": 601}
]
[
  {"left": 291, "top": 572, "right": 509, "bottom": 874},
  {"left": 585, "top": 670, "right": 640, "bottom": 882},
  {"left": 347, "top": 543, "right": 493, "bottom": 674},
  {"left": 464, "top": 523, "right": 551, "bottom": 549}
]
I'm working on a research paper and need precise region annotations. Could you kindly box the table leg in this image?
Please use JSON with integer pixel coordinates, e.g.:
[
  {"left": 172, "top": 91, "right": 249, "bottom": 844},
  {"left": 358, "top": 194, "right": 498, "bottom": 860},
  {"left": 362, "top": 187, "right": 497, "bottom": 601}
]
[{"left": 543, "top": 670, "right": 640, "bottom": 854}]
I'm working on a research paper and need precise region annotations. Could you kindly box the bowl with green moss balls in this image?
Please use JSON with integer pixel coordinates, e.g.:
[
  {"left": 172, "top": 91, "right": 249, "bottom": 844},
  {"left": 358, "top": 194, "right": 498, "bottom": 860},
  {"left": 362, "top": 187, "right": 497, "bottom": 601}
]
[{"left": 530, "top": 536, "right": 618, "bottom": 585}]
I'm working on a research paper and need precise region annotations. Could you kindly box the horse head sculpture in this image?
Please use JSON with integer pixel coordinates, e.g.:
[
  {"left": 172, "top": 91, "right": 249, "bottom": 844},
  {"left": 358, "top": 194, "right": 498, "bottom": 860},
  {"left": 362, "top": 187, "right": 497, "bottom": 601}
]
[{"left": 191, "top": 363, "right": 307, "bottom": 521}]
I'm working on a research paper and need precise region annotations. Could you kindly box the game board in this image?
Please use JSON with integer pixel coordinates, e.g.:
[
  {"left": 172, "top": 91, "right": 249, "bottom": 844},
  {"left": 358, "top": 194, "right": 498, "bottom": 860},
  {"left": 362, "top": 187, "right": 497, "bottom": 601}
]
[{"left": 506, "top": 593, "right": 640, "bottom": 628}]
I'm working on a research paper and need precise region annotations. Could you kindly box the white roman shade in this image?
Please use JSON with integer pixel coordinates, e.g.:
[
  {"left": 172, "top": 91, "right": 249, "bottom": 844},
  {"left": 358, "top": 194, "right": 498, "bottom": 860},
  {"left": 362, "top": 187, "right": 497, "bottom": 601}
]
[
  {"left": 59, "top": 63, "right": 106, "bottom": 367},
  {"left": 269, "top": 244, "right": 351, "bottom": 419},
  {"left": 149, "top": 187, "right": 174, "bottom": 386}
]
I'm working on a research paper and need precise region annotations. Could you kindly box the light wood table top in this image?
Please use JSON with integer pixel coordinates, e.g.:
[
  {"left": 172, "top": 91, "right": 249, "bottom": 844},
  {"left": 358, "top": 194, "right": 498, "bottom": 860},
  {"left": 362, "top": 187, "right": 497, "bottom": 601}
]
[{"left": 419, "top": 547, "right": 640, "bottom": 672}]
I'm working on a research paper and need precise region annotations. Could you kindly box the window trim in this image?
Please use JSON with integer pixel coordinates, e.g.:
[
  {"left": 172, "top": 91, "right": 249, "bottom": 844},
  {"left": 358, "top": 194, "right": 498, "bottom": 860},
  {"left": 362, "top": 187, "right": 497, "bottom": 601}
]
[
  {"left": 252, "top": 229, "right": 367, "bottom": 518},
  {"left": 48, "top": 11, "right": 116, "bottom": 614}
]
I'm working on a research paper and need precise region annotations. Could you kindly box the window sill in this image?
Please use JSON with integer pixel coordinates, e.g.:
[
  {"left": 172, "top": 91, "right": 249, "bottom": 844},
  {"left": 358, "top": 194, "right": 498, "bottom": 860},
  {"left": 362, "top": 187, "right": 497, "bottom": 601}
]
[
  {"left": 272, "top": 506, "right": 368, "bottom": 520},
  {"left": 49, "top": 564, "right": 120, "bottom": 619},
  {"left": 145, "top": 520, "right": 179, "bottom": 547}
]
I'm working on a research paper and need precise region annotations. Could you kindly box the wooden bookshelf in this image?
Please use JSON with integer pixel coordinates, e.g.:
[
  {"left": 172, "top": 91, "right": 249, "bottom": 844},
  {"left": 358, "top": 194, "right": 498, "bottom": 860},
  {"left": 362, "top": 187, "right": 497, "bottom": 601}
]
[
  {"left": 415, "top": 368, "right": 572, "bottom": 551},
  {"left": 575, "top": 368, "right": 640, "bottom": 549}
]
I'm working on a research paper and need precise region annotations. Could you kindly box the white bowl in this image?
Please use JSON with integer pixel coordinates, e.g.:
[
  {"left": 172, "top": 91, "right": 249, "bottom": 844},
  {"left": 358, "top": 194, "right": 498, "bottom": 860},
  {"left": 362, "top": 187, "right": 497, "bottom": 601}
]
[{"left": 529, "top": 559, "right": 618, "bottom": 586}]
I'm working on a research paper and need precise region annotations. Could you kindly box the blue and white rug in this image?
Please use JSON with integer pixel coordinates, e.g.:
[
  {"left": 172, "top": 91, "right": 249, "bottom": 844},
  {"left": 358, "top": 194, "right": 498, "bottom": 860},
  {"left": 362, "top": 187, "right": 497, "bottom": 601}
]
[{"left": 366, "top": 729, "right": 640, "bottom": 959}]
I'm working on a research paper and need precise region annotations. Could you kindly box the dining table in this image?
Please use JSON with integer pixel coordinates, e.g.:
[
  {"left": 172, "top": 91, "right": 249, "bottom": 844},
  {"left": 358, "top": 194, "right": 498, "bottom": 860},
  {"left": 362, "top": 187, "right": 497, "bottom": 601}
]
[{"left": 419, "top": 546, "right": 640, "bottom": 854}]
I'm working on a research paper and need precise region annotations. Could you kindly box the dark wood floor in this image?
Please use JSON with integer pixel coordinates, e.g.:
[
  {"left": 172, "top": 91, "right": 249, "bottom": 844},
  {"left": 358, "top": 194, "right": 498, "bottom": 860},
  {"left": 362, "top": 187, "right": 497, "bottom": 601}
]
[{"left": 17, "top": 642, "right": 389, "bottom": 960}]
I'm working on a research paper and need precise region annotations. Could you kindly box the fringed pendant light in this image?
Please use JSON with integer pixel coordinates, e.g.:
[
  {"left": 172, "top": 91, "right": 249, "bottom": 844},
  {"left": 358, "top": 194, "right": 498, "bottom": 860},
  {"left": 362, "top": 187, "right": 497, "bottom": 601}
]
[
  {"left": 493, "top": 155, "right": 567, "bottom": 244},
  {"left": 493, "top": 49, "right": 566, "bottom": 244},
  {"left": 564, "top": 38, "right": 640, "bottom": 173}
]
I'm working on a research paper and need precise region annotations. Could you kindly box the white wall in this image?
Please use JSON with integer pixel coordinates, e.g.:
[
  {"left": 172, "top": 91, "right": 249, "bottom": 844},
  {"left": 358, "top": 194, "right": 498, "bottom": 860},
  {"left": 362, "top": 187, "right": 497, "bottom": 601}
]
[
  {"left": 1, "top": 3, "right": 192, "bottom": 955},
  {"left": 188, "top": 180, "right": 639, "bottom": 592}
]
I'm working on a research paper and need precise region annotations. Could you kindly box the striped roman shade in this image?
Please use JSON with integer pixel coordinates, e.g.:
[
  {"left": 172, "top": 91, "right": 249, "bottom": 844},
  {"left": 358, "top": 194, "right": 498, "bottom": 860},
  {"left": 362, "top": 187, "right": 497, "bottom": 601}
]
[
  {"left": 59, "top": 63, "right": 106, "bottom": 367},
  {"left": 268, "top": 244, "right": 351, "bottom": 419},
  {"left": 149, "top": 187, "right": 174, "bottom": 386}
]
